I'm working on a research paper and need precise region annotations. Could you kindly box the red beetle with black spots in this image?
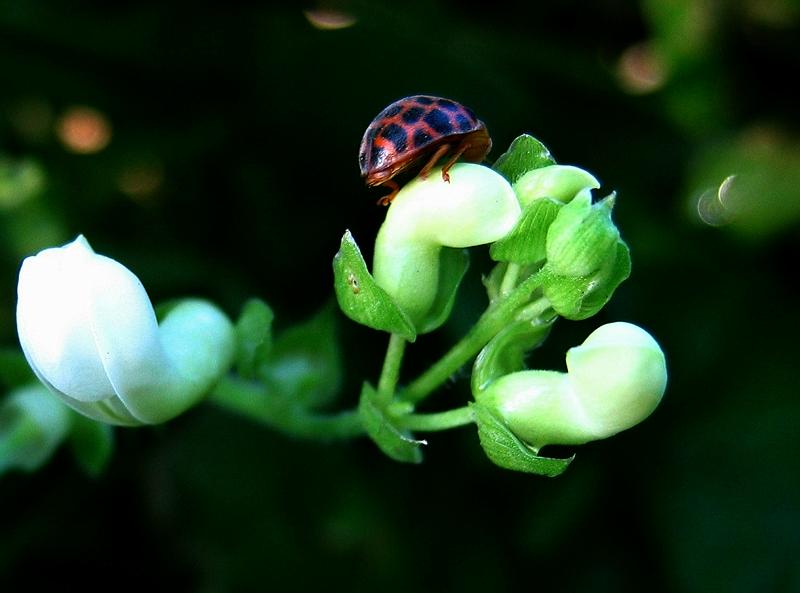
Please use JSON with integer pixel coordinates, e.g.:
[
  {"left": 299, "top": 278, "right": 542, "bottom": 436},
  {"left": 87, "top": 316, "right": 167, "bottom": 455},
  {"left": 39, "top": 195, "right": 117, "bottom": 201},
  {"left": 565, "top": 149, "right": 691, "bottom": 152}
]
[{"left": 359, "top": 95, "right": 492, "bottom": 205}]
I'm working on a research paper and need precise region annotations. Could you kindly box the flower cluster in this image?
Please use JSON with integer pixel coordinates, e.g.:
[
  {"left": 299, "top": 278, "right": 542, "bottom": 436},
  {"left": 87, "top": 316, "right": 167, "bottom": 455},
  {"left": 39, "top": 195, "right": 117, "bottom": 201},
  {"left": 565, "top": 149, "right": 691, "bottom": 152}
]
[{"left": 4, "top": 133, "right": 666, "bottom": 477}]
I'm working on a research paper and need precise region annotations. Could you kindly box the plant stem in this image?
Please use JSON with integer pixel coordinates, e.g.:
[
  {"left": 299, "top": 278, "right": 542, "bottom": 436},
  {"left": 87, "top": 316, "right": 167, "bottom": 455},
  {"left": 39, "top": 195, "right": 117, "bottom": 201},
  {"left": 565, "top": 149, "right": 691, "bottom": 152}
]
[
  {"left": 393, "top": 405, "right": 474, "bottom": 432},
  {"left": 209, "top": 376, "right": 365, "bottom": 440},
  {"left": 376, "top": 333, "right": 407, "bottom": 406},
  {"left": 401, "top": 271, "right": 544, "bottom": 404},
  {"left": 499, "top": 262, "right": 521, "bottom": 295}
]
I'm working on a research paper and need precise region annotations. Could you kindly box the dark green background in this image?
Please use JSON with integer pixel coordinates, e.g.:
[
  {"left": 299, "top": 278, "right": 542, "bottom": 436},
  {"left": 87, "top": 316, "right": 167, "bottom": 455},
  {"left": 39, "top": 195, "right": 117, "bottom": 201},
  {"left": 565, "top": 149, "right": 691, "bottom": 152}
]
[{"left": 2, "top": 1, "right": 799, "bottom": 591}]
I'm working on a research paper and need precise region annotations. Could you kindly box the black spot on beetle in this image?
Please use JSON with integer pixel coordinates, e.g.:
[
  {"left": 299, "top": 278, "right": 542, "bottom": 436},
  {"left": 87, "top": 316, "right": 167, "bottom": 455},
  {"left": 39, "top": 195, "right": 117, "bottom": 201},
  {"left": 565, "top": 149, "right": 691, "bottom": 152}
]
[
  {"left": 456, "top": 114, "right": 474, "bottom": 132},
  {"left": 381, "top": 103, "right": 403, "bottom": 118},
  {"left": 423, "top": 109, "right": 453, "bottom": 135},
  {"left": 414, "top": 96, "right": 435, "bottom": 105},
  {"left": 370, "top": 145, "right": 387, "bottom": 168},
  {"left": 413, "top": 128, "right": 432, "bottom": 148},
  {"left": 437, "top": 98, "right": 459, "bottom": 111},
  {"left": 402, "top": 106, "right": 424, "bottom": 124},
  {"left": 380, "top": 123, "right": 407, "bottom": 152}
]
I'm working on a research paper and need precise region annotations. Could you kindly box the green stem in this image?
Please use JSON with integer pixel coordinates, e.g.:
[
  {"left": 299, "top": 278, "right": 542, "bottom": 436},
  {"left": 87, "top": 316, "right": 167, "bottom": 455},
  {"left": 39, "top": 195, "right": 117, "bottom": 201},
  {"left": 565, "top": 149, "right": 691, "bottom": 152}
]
[
  {"left": 517, "top": 296, "right": 554, "bottom": 321},
  {"left": 209, "top": 376, "right": 364, "bottom": 440},
  {"left": 376, "top": 333, "right": 407, "bottom": 405},
  {"left": 401, "top": 271, "right": 544, "bottom": 404},
  {"left": 499, "top": 263, "right": 521, "bottom": 295},
  {"left": 393, "top": 405, "right": 474, "bottom": 432}
]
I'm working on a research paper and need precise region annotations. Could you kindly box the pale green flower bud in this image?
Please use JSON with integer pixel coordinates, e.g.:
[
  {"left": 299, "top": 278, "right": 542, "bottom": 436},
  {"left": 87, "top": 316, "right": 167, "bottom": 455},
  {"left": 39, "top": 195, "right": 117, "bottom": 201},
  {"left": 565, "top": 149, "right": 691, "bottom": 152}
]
[
  {"left": 513, "top": 165, "right": 600, "bottom": 207},
  {"left": 373, "top": 163, "right": 520, "bottom": 325},
  {"left": 0, "top": 384, "right": 72, "bottom": 473},
  {"left": 545, "top": 192, "right": 620, "bottom": 277},
  {"left": 476, "top": 322, "right": 666, "bottom": 450},
  {"left": 16, "top": 236, "right": 235, "bottom": 426}
]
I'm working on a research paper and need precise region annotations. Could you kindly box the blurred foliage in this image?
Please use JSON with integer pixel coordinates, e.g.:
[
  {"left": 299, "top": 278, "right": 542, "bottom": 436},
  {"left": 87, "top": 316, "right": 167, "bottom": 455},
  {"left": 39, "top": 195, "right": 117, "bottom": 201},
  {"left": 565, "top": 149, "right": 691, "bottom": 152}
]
[{"left": 2, "top": 0, "right": 800, "bottom": 592}]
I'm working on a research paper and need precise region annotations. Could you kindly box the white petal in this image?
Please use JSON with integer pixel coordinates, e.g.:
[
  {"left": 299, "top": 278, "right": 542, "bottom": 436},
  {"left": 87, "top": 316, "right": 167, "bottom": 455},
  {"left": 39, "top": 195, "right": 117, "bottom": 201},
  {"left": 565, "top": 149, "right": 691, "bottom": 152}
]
[{"left": 17, "top": 237, "right": 116, "bottom": 402}]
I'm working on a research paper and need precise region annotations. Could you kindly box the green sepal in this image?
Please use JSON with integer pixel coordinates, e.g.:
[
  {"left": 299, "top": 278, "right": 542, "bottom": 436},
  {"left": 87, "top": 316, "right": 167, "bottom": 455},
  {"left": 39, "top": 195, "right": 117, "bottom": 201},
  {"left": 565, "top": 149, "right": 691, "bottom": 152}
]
[
  {"left": 358, "top": 383, "right": 424, "bottom": 464},
  {"left": 492, "top": 134, "right": 557, "bottom": 184},
  {"left": 415, "top": 247, "right": 469, "bottom": 334},
  {"left": 333, "top": 230, "right": 416, "bottom": 341},
  {"left": 490, "top": 198, "right": 563, "bottom": 264},
  {"left": 545, "top": 193, "right": 620, "bottom": 277},
  {"left": 541, "top": 240, "right": 631, "bottom": 320},
  {"left": 69, "top": 415, "right": 114, "bottom": 477},
  {"left": 472, "top": 319, "right": 554, "bottom": 395},
  {"left": 234, "top": 298, "right": 275, "bottom": 379},
  {"left": 258, "top": 304, "right": 342, "bottom": 410},
  {"left": 471, "top": 402, "right": 573, "bottom": 476}
]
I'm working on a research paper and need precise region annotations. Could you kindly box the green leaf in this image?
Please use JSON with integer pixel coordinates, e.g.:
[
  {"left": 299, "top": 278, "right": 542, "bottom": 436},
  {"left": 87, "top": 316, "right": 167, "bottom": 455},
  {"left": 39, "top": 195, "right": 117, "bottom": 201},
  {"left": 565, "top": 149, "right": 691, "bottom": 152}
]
[
  {"left": 492, "top": 134, "right": 557, "bottom": 184},
  {"left": 69, "top": 415, "right": 114, "bottom": 477},
  {"left": 235, "top": 298, "right": 275, "bottom": 379},
  {"left": 472, "top": 319, "right": 554, "bottom": 394},
  {"left": 472, "top": 402, "right": 573, "bottom": 476},
  {"left": 333, "top": 230, "right": 416, "bottom": 341},
  {"left": 260, "top": 304, "right": 342, "bottom": 410},
  {"left": 358, "top": 383, "right": 424, "bottom": 464},
  {"left": 541, "top": 240, "right": 631, "bottom": 320},
  {"left": 415, "top": 248, "right": 470, "bottom": 334},
  {"left": 490, "top": 198, "right": 563, "bottom": 264}
]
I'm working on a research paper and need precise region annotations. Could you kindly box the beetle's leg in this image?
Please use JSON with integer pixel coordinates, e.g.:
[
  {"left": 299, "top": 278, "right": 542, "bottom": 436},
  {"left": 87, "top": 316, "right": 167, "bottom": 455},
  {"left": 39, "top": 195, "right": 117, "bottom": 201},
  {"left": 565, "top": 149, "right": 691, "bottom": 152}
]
[
  {"left": 418, "top": 143, "right": 451, "bottom": 180},
  {"left": 440, "top": 140, "right": 471, "bottom": 183},
  {"left": 377, "top": 180, "right": 401, "bottom": 206}
]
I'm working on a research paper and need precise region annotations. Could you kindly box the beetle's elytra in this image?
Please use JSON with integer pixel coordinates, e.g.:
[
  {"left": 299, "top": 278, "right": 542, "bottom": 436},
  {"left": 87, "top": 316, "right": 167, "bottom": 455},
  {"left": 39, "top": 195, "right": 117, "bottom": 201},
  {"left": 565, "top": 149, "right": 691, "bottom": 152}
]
[{"left": 359, "top": 95, "right": 492, "bottom": 205}]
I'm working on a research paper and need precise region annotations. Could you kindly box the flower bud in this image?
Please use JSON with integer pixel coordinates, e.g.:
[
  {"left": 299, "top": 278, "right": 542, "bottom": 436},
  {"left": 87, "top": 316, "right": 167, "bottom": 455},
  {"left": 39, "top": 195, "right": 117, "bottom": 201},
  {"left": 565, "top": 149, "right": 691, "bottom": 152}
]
[
  {"left": 545, "top": 192, "right": 620, "bottom": 277},
  {"left": 513, "top": 165, "right": 600, "bottom": 207},
  {"left": 16, "top": 236, "right": 235, "bottom": 426},
  {"left": 475, "top": 322, "right": 666, "bottom": 450},
  {"left": 373, "top": 163, "right": 520, "bottom": 325}
]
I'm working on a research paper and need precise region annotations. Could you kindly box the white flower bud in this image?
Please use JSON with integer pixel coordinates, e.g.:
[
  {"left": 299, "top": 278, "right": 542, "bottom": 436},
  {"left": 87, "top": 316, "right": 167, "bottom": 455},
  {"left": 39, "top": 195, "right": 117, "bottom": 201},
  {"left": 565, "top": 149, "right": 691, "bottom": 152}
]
[
  {"left": 513, "top": 165, "right": 599, "bottom": 207},
  {"left": 476, "top": 322, "right": 666, "bottom": 449},
  {"left": 16, "top": 236, "right": 235, "bottom": 426},
  {"left": 373, "top": 163, "right": 520, "bottom": 325}
]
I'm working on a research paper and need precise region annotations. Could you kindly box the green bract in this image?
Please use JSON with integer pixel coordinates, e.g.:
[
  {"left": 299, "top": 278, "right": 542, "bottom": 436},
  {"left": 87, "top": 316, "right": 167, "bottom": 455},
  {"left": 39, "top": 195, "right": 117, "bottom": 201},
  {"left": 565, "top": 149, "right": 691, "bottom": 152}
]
[
  {"left": 492, "top": 134, "right": 556, "bottom": 184},
  {"left": 373, "top": 163, "right": 520, "bottom": 329},
  {"left": 545, "top": 192, "right": 620, "bottom": 277}
]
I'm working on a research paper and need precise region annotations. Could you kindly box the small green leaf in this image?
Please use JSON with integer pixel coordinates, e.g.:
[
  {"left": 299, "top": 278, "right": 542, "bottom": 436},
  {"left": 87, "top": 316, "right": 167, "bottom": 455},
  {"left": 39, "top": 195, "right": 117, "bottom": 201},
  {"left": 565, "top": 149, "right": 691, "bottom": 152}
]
[
  {"left": 235, "top": 298, "right": 275, "bottom": 379},
  {"left": 472, "top": 402, "right": 573, "bottom": 476},
  {"left": 69, "top": 415, "right": 114, "bottom": 477},
  {"left": 415, "top": 248, "right": 469, "bottom": 334},
  {"left": 260, "top": 304, "right": 342, "bottom": 410},
  {"left": 492, "top": 134, "right": 557, "bottom": 184},
  {"left": 490, "top": 198, "right": 563, "bottom": 264},
  {"left": 472, "top": 319, "right": 554, "bottom": 394},
  {"left": 333, "top": 231, "right": 416, "bottom": 341},
  {"left": 541, "top": 240, "right": 631, "bottom": 320},
  {"left": 358, "top": 383, "right": 424, "bottom": 464}
]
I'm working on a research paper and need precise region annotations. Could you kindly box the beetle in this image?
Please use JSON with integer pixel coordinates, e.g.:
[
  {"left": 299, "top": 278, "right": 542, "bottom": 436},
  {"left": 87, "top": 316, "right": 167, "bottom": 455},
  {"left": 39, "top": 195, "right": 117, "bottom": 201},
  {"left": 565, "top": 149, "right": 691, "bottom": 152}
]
[{"left": 358, "top": 95, "right": 492, "bottom": 205}]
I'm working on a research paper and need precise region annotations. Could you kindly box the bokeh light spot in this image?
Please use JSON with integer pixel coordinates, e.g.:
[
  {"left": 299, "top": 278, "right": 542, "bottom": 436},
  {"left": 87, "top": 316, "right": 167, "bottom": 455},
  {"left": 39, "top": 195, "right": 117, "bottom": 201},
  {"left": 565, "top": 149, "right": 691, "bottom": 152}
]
[
  {"left": 55, "top": 106, "right": 112, "bottom": 154},
  {"left": 617, "top": 42, "right": 667, "bottom": 94},
  {"left": 303, "top": 8, "right": 357, "bottom": 30},
  {"left": 696, "top": 175, "right": 738, "bottom": 227},
  {"left": 118, "top": 164, "right": 164, "bottom": 201}
]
